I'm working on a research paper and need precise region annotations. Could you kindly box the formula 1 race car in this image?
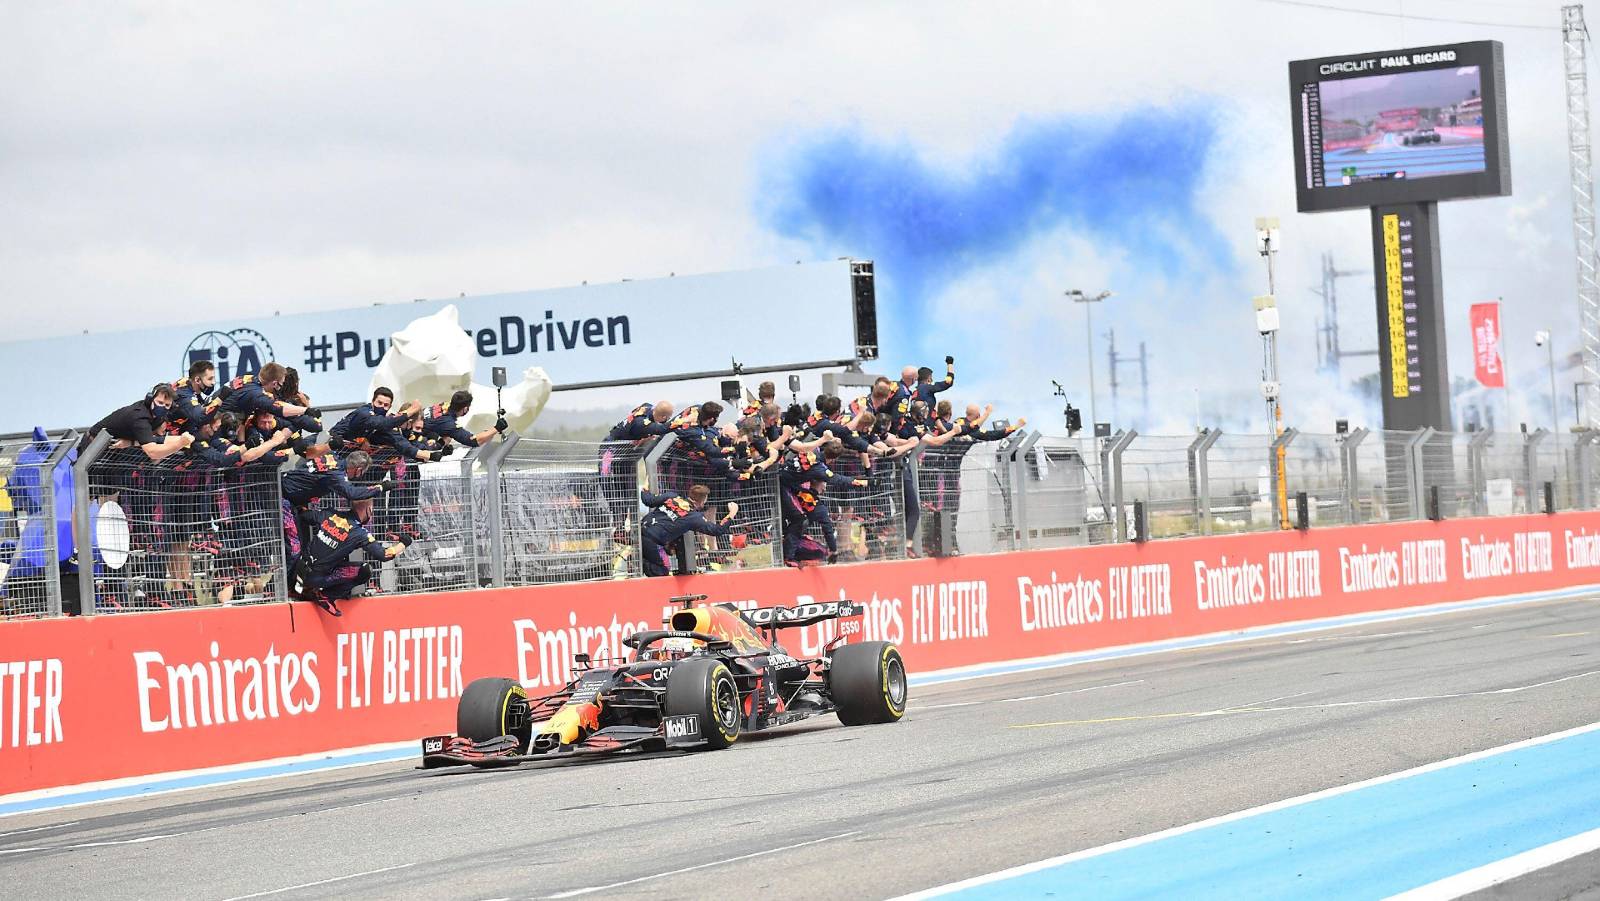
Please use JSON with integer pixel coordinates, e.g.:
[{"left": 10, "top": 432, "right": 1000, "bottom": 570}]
[{"left": 420, "top": 594, "right": 906, "bottom": 767}]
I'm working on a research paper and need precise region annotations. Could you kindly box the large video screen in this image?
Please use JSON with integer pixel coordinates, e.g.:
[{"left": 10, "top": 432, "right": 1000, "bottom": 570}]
[{"left": 1290, "top": 41, "right": 1509, "bottom": 213}]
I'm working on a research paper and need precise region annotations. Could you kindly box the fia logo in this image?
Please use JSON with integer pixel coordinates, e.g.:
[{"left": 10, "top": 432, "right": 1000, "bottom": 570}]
[{"left": 182, "top": 328, "right": 274, "bottom": 382}]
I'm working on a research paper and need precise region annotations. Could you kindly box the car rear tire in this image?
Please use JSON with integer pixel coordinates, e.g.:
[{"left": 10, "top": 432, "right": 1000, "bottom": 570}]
[
  {"left": 663, "top": 658, "right": 741, "bottom": 750},
  {"left": 830, "top": 642, "right": 907, "bottom": 726},
  {"left": 458, "top": 677, "right": 528, "bottom": 743}
]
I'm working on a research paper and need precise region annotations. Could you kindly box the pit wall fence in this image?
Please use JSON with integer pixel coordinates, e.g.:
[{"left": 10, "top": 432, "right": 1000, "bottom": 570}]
[
  {"left": 5, "top": 509, "right": 1600, "bottom": 798},
  {"left": 8, "top": 426, "right": 1596, "bottom": 619}
]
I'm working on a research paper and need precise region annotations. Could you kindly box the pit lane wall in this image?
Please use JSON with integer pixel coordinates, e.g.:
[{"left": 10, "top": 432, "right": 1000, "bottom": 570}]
[{"left": 6, "top": 512, "right": 1600, "bottom": 797}]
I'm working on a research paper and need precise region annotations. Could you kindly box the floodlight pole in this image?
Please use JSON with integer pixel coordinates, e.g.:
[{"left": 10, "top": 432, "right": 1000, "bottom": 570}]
[{"left": 1066, "top": 289, "right": 1113, "bottom": 433}]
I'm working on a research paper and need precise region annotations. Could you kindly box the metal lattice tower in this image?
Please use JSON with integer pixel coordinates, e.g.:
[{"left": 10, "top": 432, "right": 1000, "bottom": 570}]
[{"left": 1564, "top": 5, "right": 1600, "bottom": 428}]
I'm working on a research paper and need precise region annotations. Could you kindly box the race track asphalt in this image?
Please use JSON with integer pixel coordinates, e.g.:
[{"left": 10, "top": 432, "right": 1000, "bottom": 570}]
[{"left": 4, "top": 593, "right": 1599, "bottom": 900}]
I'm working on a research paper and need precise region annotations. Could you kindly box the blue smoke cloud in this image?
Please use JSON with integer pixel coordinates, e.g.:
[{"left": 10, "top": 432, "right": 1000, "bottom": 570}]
[{"left": 758, "top": 109, "right": 1233, "bottom": 359}]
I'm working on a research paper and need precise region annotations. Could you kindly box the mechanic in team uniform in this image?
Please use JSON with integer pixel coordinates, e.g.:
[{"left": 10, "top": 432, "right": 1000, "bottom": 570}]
[
  {"left": 890, "top": 356, "right": 955, "bottom": 413},
  {"left": 169, "top": 360, "right": 222, "bottom": 436},
  {"left": 421, "top": 390, "right": 507, "bottom": 449},
  {"left": 668, "top": 402, "right": 746, "bottom": 480},
  {"left": 606, "top": 401, "right": 675, "bottom": 442},
  {"left": 80, "top": 384, "right": 193, "bottom": 462},
  {"left": 241, "top": 411, "right": 294, "bottom": 465},
  {"left": 328, "top": 387, "right": 421, "bottom": 454},
  {"left": 777, "top": 443, "right": 867, "bottom": 565},
  {"left": 293, "top": 498, "right": 409, "bottom": 615},
  {"left": 279, "top": 450, "right": 389, "bottom": 563},
  {"left": 218, "top": 363, "right": 321, "bottom": 438},
  {"left": 382, "top": 412, "right": 450, "bottom": 540},
  {"left": 638, "top": 484, "right": 739, "bottom": 576},
  {"left": 740, "top": 381, "right": 776, "bottom": 419}
]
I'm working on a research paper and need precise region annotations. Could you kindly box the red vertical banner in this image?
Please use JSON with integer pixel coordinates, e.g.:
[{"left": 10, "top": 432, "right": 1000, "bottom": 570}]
[{"left": 1470, "top": 302, "right": 1505, "bottom": 388}]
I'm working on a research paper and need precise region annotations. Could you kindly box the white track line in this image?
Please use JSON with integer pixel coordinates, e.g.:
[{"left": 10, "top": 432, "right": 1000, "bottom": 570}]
[
  {"left": 1384, "top": 826, "right": 1600, "bottom": 899},
  {"left": 893, "top": 720, "right": 1600, "bottom": 900},
  {"left": 217, "top": 863, "right": 416, "bottom": 901},
  {"left": 544, "top": 831, "right": 860, "bottom": 898},
  {"left": 1285, "top": 629, "right": 1434, "bottom": 644},
  {"left": 1010, "top": 669, "right": 1600, "bottom": 729},
  {"left": 0, "top": 821, "right": 78, "bottom": 839},
  {"left": 911, "top": 679, "right": 1144, "bottom": 711}
]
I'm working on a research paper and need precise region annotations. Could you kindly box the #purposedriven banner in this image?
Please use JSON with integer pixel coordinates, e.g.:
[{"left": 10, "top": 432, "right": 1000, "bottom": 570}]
[
  {"left": 5, "top": 512, "right": 1600, "bottom": 797},
  {"left": 0, "top": 260, "right": 861, "bottom": 433}
]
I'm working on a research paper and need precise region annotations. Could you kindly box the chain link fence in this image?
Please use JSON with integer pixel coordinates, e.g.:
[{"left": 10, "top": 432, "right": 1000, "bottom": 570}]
[
  {"left": 78, "top": 444, "right": 287, "bottom": 613},
  {"left": 645, "top": 436, "right": 784, "bottom": 573},
  {"left": 496, "top": 438, "right": 635, "bottom": 585},
  {"left": 825, "top": 453, "right": 909, "bottom": 563},
  {"left": 23, "top": 426, "right": 1600, "bottom": 617}
]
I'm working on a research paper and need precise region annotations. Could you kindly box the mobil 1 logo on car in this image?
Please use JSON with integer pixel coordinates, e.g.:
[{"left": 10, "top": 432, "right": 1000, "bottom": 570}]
[{"left": 664, "top": 714, "right": 700, "bottom": 741}]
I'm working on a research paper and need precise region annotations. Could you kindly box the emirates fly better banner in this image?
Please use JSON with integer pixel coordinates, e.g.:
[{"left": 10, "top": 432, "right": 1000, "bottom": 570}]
[
  {"left": 5, "top": 512, "right": 1600, "bottom": 797},
  {"left": 1470, "top": 301, "right": 1505, "bottom": 388}
]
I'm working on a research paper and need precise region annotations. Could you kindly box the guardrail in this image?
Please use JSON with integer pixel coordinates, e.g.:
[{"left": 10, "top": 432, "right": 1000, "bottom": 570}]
[{"left": 5, "top": 426, "right": 1600, "bottom": 619}]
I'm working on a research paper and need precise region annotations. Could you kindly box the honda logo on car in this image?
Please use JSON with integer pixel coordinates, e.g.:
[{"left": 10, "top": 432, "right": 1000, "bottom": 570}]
[
  {"left": 746, "top": 600, "right": 865, "bottom": 625},
  {"left": 664, "top": 715, "right": 700, "bottom": 740}
]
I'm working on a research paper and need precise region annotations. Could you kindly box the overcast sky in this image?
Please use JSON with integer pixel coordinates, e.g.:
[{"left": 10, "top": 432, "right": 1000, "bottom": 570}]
[{"left": 0, "top": 1, "right": 1583, "bottom": 431}]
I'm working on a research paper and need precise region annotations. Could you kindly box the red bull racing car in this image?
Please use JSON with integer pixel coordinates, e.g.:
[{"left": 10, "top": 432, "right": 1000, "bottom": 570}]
[{"left": 421, "top": 594, "right": 906, "bottom": 767}]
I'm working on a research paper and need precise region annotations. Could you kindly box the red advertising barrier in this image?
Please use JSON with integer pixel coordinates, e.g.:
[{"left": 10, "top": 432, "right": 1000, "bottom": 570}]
[{"left": 6, "top": 512, "right": 1600, "bottom": 797}]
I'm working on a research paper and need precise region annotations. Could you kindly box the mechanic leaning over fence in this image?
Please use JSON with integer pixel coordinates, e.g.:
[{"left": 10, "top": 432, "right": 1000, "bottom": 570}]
[{"left": 638, "top": 485, "right": 739, "bottom": 577}]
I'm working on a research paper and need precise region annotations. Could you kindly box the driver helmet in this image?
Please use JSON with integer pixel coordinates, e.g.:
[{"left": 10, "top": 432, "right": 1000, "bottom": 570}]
[{"left": 659, "top": 636, "right": 697, "bottom": 659}]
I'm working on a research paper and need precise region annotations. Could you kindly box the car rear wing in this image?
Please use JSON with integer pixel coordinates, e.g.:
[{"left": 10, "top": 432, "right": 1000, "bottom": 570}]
[{"left": 746, "top": 600, "right": 864, "bottom": 629}]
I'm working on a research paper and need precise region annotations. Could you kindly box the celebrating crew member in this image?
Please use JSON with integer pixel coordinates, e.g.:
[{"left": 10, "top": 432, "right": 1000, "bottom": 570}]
[
  {"left": 219, "top": 362, "right": 319, "bottom": 433},
  {"left": 80, "top": 384, "right": 193, "bottom": 461},
  {"left": 329, "top": 388, "right": 425, "bottom": 454},
  {"left": 279, "top": 450, "right": 389, "bottom": 563},
  {"left": 241, "top": 411, "right": 295, "bottom": 466},
  {"left": 292, "top": 498, "right": 408, "bottom": 615},
  {"left": 939, "top": 403, "right": 1027, "bottom": 442},
  {"left": 638, "top": 484, "right": 738, "bottom": 577},
  {"left": 741, "top": 381, "right": 776, "bottom": 418},
  {"left": 914, "top": 357, "right": 956, "bottom": 403},
  {"left": 169, "top": 360, "right": 221, "bottom": 436},
  {"left": 606, "top": 400, "right": 675, "bottom": 442},
  {"left": 422, "top": 390, "right": 507, "bottom": 449},
  {"left": 777, "top": 443, "right": 866, "bottom": 566},
  {"left": 669, "top": 401, "right": 744, "bottom": 479},
  {"left": 783, "top": 479, "right": 838, "bottom": 566}
]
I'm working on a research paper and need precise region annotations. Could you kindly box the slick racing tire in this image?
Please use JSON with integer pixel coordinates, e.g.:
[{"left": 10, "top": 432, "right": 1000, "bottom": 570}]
[
  {"left": 830, "top": 642, "right": 907, "bottom": 726},
  {"left": 663, "top": 658, "right": 741, "bottom": 750},
  {"left": 458, "top": 677, "right": 528, "bottom": 744}
]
